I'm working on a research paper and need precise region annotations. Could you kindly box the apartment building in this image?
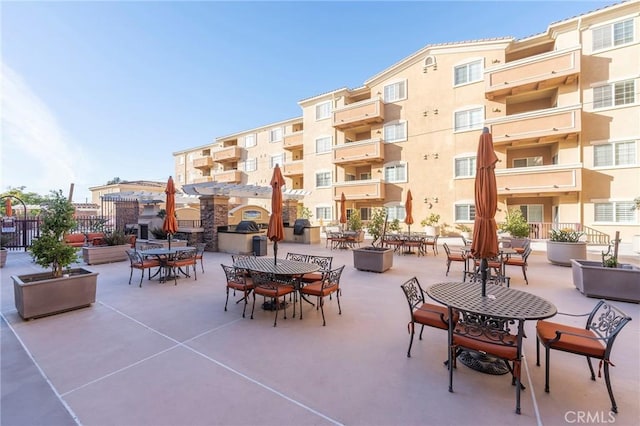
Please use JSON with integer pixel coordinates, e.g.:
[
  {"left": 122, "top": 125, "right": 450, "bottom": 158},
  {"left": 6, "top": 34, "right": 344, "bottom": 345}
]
[{"left": 174, "top": 1, "right": 639, "bottom": 243}]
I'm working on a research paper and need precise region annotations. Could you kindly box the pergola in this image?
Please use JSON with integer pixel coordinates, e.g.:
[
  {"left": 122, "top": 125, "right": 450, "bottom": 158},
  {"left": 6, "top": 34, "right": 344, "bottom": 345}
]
[{"left": 181, "top": 182, "right": 309, "bottom": 200}]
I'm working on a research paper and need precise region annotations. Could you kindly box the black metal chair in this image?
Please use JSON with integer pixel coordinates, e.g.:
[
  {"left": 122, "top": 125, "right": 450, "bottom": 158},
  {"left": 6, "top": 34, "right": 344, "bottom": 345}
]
[
  {"left": 299, "top": 265, "right": 344, "bottom": 326},
  {"left": 221, "top": 264, "right": 254, "bottom": 318},
  {"left": 126, "top": 249, "right": 162, "bottom": 287},
  {"left": 249, "top": 270, "right": 296, "bottom": 327},
  {"left": 193, "top": 243, "right": 206, "bottom": 273},
  {"left": 443, "top": 243, "right": 468, "bottom": 277},
  {"left": 536, "top": 300, "right": 632, "bottom": 413},
  {"left": 400, "top": 277, "right": 455, "bottom": 358}
]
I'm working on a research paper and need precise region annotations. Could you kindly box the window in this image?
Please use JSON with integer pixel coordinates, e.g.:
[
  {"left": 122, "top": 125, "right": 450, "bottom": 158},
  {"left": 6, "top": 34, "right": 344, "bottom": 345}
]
[
  {"left": 593, "top": 80, "right": 635, "bottom": 109},
  {"left": 455, "top": 204, "right": 476, "bottom": 221},
  {"left": 519, "top": 205, "right": 543, "bottom": 222},
  {"left": 315, "top": 171, "right": 331, "bottom": 188},
  {"left": 384, "top": 163, "right": 407, "bottom": 183},
  {"left": 594, "top": 141, "right": 636, "bottom": 167},
  {"left": 454, "top": 59, "right": 482, "bottom": 85},
  {"left": 592, "top": 18, "right": 634, "bottom": 51},
  {"left": 455, "top": 107, "right": 483, "bottom": 131},
  {"left": 513, "top": 156, "right": 543, "bottom": 168},
  {"left": 315, "top": 101, "right": 331, "bottom": 120},
  {"left": 383, "top": 80, "right": 407, "bottom": 102},
  {"left": 455, "top": 156, "right": 476, "bottom": 177},
  {"left": 384, "top": 121, "right": 407, "bottom": 143},
  {"left": 359, "top": 207, "right": 372, "bottom": 221},
  {"left": 270, "top": 153, "right": 284, "bottom": 168},
  {"left": 316, "top": 206, "right": 332, "bottom": 221},
  {"left": 315, "top": 136, "right": 332, "bottom": 153},
  {"left": 423, "top": 56, "right": 437, "bottom": 72},
  {"left": 244, "top": 158, "right": 257, "bottom": 172},
  {"left": 202, "top": 149, "right": 210, "bottom": 156},
  {"left": 270, "top": 128, "right": 283, "bottom": 143},
  {"left": 360, "top": 172, "right": 372, "bottom": 180},
  {"left": 244, "top": 134, "right": 256, "bottom": 148},
  {"left": 595, "top": 202, "right": 635, "bottom": 223},
  {"left": 386, "top": 205, "right": 406, "bottom": 221}
]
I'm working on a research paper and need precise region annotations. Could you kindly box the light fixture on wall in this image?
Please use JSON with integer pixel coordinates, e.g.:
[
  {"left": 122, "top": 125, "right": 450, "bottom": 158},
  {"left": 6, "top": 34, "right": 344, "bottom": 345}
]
[
  {"left": 424, "top": 197, "right": 438, "bottom": 204},
  {"left": 423, "top": 153, "right": 439, "bottom": 160}
]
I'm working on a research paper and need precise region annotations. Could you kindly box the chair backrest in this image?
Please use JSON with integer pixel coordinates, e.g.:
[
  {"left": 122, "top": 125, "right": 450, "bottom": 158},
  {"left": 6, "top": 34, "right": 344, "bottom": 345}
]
[
  {"left": 443, "top": 242, "right": 452, "bottom": 256},
  {"left": 307, "top": 255, "right": 333, "bottom": 272},
  {"left": 400, "top": 277, "right": 426, "bottom": 312},
  {"left": 195, "top": 243, "right": 206, "bottom": 255},
  {"left": 249, "top": 270, "right": 280, "bottom": 291},
  {"left": 285, "top": 252, "right": 309, "bottom": 262},
  {"left": 450, "top": 306, "right": 524, "bottom": 354},
  {"left": 221, "top": 264, "right": 247, "bottom": 285},
  {"left": 521, "top": 245, "right": 532, "bottom": 261},
  {"left": 126, "top": 249, "right": 142, "bottom": 265},
  {"left": 586, "top": 300, "right": 632, "bottom": 356},
  {"left": 322, "top": 265, "right": 345, "bottom": 290}
]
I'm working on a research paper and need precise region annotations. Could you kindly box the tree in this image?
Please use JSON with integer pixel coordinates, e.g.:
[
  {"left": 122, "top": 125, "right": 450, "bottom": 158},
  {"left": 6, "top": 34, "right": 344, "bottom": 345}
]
[{"left": 106, "top": 177, "right": 122, "bottom": 185}]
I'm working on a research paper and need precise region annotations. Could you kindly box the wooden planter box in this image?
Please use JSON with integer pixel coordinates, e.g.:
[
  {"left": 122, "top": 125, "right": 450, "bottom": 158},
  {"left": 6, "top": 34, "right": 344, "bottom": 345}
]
[
  {"left": 353, "top": 247, "right": 394, "bottom": 273},
  {"left": 546, "top": 241, "right": 587, "bottom": 266},
  {"left": 12, "top": 268, "right": 99, "bottom": 320},
  {"left": 571, "top": 259, "right": 640, "bottom": 303},
  {"left": 82, "top": 244, "right": 130, "bottom": 265}
]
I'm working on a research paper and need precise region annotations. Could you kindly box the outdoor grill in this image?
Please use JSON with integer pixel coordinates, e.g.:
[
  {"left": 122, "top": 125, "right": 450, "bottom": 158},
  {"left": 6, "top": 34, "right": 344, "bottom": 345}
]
[
  {"left": 235, "top": 220, "right": 260, "bottom": 233},
  {"left": 293, "top": 218, "right": 311, "bottom": 236}
]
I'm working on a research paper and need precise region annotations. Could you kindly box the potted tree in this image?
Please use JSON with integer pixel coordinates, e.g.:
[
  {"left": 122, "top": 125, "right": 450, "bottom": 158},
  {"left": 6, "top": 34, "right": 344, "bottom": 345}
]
[
  {"left": 347, "top": 210, "right": 365, "bottom": 245},
  {"left": 11, "top": 190, "right": 99, "bottom": 320},
  {"left": 499, "top": 209, "right": 530, "bottom": 249},
  {"left": 420, "top": 213, "right": 440, "bottom": 237},
  {"left": 352, "top": 208, "right": 394, "bottom": 272},
  {"left": 546, "top": 227, "right": 586, "bottom": 266}
]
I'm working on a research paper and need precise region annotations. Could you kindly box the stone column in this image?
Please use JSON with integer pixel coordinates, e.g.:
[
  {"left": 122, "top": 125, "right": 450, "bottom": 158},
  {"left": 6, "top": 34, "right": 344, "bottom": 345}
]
[
  {"left": 283, "top": 199, "right": 298, "bottom": 225},
  {"left": 200, "top": 195, "right": 229, "bottom": 251}
]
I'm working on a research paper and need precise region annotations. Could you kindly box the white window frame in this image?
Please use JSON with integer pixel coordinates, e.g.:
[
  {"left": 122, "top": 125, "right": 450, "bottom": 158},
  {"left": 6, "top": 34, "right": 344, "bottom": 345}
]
[
  {"left": 270, "top": 127, "right": 283, "bottom": 143},
  {"left": 593, "top": 79, "right": 635, "bottom": 109},
  {"left": 513, "top": 156, "right": 543, "bottom": 168},
  {"left": 519, "top": 205, "right": 543, "bottom": 223},
  {"left": 244, "top": 158, "right": 257, "bottom": 172},
  {"left": 383, "top": 121, "right": 407, "bottom": 143},
  {"left": 454, "top": 106, "right": 484, "bottom": 132},
  {"left": 455, "top": 203, "right": 476, "bottom": 221},
  {"left": 315, "top": 206, "right": 332, "bottom": 222},
  {"left": 384, "top": 161, "right": 407, "bottom": 183},
  {"left": 385, "top": 203, "right": 406, "bottom": 221},
  {"left": 594, "top": 201, "right": 636, "bottom": 223},
  {"left": 315, "top": 136, "right": 332, "bottom": 154},
  {"left": 244, "top": 134, "right": 256, "bottom": 148},
  {"left": 315, "top": 101, "right": 332, "bottom": 120},
  {"left": 315, "top": 170, "right": 332, "bottom": 188},
  {"left": 454, "top": 155, "right": 476, "bottom": 178},
  {"left": 270, "top": 153, "right": 284, "bottom": 169},
  {"left": 383, "top": 79, "right": 407, "bottom": 103},
  {"left": 592, "top": 17, "right": 634, "bottom": 52},
  {"left": 453, "top": 59, "right": 483, "bottom": 86},
  {"left": 593, "top": 140, "right": 637, "bottom": 168}
]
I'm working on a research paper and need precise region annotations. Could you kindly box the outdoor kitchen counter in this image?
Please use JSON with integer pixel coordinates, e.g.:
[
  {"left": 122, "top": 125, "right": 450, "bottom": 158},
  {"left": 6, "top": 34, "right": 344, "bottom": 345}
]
[{"left": 218, "top": 230, "right": 268, "bottom": 254}]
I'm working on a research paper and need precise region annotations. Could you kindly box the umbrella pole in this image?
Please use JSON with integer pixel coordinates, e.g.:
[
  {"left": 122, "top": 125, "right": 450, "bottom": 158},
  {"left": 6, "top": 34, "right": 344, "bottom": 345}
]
[
  {"left": 480, "top": 258, "right": 488, "bottom": 297},
  {"left": 273, "top": 241, "right": 278, "bottom": 265},
  {"left": 168, "top": 234, "right": 171, "bottom": 249}
]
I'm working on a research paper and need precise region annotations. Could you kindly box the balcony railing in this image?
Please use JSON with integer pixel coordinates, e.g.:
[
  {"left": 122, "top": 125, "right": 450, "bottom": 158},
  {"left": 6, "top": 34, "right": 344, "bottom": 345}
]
[
  {"left": 193, "top": 157, "right": 214, "bottom": 169},
  {"left": 487, "top": 105, "right": 581, "bottom": 145},
  {"left": 193, "top": 176, "right": 213, "bottom": 184},
  {"left": 213, "top": 170, "right": 242, "bottom": 183},
  {"left": 485, "top": 47, "right": 581, "bottom": 99},
  {"left": 529, "top": 223, "right": 610, "bottom": 245},
  {"left": 496, "top": 164, "right": 582, "bottom": 195},
  {"left": 333, "top": 179, "right": 385, "bottom": 200},
  {"left": 332, "top": 97, "right": 384, "bottom": 130},
  {"left": 283, "top": 131, "right": 303, "bottom": 150},
  {"left": 212, "top": 146, "right": 242, "bottom": 163},
  {"left": 332, "top": 138, "right": 384, "bottom": 165},
  {"left": 282, "top": 160, "right": 304, "bottom": 177}
]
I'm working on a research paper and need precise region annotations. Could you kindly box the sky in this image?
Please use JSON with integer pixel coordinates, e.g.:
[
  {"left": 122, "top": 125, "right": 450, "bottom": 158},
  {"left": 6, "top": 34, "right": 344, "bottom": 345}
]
[{"left": 1, "top": 0, "right": 615, "bottom": 203}]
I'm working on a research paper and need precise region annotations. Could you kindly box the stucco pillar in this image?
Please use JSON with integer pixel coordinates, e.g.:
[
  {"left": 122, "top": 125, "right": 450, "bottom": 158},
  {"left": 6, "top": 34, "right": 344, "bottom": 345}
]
[
  {"left": 283, "top": 199, "right": 298, "bottom": 225},
  {"left": 200, "top": 195, "right": 229, "bottom": 251}
]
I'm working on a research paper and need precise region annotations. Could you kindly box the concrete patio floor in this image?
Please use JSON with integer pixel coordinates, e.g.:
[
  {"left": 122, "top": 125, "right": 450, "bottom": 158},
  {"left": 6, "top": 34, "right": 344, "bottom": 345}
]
[{"left": 2, "top": 239, "right": 639, "bottom": 426}]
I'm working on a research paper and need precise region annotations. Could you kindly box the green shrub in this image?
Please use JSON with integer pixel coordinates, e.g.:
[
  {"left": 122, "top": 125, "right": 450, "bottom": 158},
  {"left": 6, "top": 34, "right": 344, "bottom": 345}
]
[
  {"left": 102, "top": 230, "right": 130, "bottom": 246},
  {"left": 500, "top": 209, "right": 530, "bottom": 238},
  {"left": 549, "top": 228, "right": 583, "bottom": 242}
]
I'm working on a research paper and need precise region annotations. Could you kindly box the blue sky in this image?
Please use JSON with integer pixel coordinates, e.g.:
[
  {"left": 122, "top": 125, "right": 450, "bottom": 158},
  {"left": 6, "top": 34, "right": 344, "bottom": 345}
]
[{"left": 1, "top": 0, "right": 613, "bottom": 202}]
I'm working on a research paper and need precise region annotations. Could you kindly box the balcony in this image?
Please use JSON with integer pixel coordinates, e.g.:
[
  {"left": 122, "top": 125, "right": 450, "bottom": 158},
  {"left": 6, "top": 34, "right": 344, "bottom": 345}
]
[
  {"left": 282, "top": 160, "right": 303, "bottom": 177},
  {"left": 332, "top": 97, "right": 384, "bottom": 130},
  {"left": 496, "top": 164, "right": 582, "bottom": 196},
  {"left": 193, "top": 176, "right": 213, "bottom": 184},
  {"left": 283, "top": 131, "right": 303, "bottom": 150},
  {"left": 485, "top": 47, "right": 581, "bottom": 100},
  {"left": 212, "top": 146, "right": 242, "bottom": 163},
  {"left": 333, "top": 138, "right": 384, "bottom": 165},
  {"left": 487, "top": 105, "right": 581, "bottom": 146},
  {"left": 193, "top": 157, "right": 214, "bottom": 169},
  {"left": 213, "top": 170, "right": 242, "bottom": 183},
  {"left": 333, "top": 179, "right": 385, "bottom": 200}
]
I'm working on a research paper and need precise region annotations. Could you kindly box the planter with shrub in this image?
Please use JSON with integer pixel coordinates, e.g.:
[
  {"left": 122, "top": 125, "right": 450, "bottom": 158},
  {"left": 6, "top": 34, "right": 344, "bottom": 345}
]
[
  {"left": 546, "top": 228, "right": 586, "bottom": 266},
  {"left": 353, "top": 208, "right": 393, "bottom": 273},
  {"left": 82, "top": 230, "right": 134, "bottom": 265}
]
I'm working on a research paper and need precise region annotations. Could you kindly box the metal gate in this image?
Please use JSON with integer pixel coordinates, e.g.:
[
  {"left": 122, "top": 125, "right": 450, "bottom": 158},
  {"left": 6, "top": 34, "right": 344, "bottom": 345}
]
[{"left": 1, "top": 218, "right": 40, "bottom": 251}]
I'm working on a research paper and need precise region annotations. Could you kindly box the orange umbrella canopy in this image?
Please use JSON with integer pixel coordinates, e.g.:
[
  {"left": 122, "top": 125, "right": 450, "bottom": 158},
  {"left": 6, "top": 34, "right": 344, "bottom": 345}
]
[
  {"left": 5, "top": 198, "right": 12, "bottom": 217},
  {"left": 162, "top": 176, "right": 178, "bottom": 236},
  {"left": 470, "top": 128, "right": 499, "bottom": 261},
  {"left": 267, "top": 165, "right": 285, "bottom": 244},
  {"left": 404, "top": 190, "right": 414, "bottom": 226},
  {"left": 339, "top": 192, "right": 347, "bottom": 225}
]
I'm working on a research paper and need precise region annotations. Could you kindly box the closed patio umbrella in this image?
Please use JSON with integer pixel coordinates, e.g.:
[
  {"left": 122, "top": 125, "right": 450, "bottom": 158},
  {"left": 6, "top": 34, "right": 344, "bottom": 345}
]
[
  {"left": 339, "top": 192, "right": 347, "bottom": 231},
  {"left": 267, "top": 164, "right": 285, "bottom": 265},
  {"left": 470, "top": 128, "right": 499, "bottom": 297},
  {"left": 163, "top": 176, "right": 178, "bottom": 249},
  {"left": 5, "top": 198, "right": 12, "bottom": 217},
  {"left": 404, "top": 190, "right": 414, "bottom": 235}
]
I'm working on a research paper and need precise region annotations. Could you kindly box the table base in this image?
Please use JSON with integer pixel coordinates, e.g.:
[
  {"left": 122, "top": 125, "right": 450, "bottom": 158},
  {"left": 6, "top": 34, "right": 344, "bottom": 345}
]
[
  {"left": 262, "top": 300, "right": 289, "bottom": 311},
  {"left": 458, "top": 351, "right": 509, "bottom": 375}
]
